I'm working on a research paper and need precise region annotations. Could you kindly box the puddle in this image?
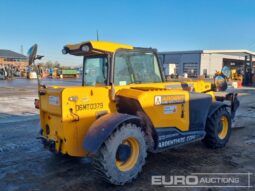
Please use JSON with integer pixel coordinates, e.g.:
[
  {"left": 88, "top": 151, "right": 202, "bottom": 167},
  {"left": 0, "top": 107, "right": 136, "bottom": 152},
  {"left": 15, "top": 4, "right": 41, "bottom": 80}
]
[{"left": 244, "top": 139, "right": 255, "bottom": 145}]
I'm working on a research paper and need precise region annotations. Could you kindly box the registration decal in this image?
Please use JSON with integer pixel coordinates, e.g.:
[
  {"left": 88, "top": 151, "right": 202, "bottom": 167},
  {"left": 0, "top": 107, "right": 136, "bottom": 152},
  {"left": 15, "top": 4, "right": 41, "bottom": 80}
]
[
  {"left": 76, "top": 103, "right": 103, "bottom": 111},
  {"left": 49, "top": 96, "right": 60, "bottom": 105},
  {"left": 164, "top": 105, "right": 177, "bottom": 114}
]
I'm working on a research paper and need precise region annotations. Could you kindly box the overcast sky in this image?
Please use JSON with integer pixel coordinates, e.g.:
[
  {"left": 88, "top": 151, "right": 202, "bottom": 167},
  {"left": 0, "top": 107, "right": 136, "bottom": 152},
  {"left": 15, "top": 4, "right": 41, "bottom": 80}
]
[{"left": 1, "top": 0, "right": 255, "bottom": 66}]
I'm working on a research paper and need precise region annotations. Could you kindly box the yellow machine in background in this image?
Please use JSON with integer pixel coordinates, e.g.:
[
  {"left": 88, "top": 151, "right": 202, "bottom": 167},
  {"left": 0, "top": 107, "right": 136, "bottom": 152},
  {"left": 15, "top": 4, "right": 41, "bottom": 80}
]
[
  {"left": 231, "top": 68, "right": 243, "bottom": 81},
  {"left": 28, "top": 41, "right": 239, "bottom": 185}
]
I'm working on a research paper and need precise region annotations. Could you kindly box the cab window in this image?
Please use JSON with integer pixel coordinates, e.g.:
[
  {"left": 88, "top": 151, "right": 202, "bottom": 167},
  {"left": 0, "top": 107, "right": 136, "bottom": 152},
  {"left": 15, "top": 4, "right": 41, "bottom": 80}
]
[
  {"left": 83, "top": 56, "right": 108, "bottom": 86},
  {"left": 114, "top": 50, "right": 162, "bottom": 85}
]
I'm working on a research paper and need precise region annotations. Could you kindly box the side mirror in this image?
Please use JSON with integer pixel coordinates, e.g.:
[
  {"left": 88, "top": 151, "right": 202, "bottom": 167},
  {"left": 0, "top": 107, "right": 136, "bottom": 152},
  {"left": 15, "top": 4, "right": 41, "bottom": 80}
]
[
  {"left": 221, "top": 66, "right": 231, "bottom": 78},
  {"left": 214, "top": 75, "right": 228, "bottom": 92},
  {"left": 27, "top": 44, "right": 38, "bottom": 66}
]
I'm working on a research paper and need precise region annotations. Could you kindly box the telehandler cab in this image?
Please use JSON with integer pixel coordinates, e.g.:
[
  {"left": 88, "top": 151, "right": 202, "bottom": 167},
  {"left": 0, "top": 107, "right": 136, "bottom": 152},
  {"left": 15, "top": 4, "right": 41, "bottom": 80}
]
[{"left": 28, "top": 41, "right": 239, "bottom": 185}]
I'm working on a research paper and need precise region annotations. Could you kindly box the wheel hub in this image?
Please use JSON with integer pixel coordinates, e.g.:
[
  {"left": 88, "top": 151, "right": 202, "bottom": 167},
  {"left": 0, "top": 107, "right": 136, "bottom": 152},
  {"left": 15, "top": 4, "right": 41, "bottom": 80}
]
[
  {"left": 115, "top": 137, "right": 140, "bottom": 172},
  {"left": 218, "top": 121, "right": 223, "bottom": 133},
  {"left": 218, "top": 116, "right": 228, "bottom": 139},
  {"left": 116, "top": 144, "right": 131, "bottom": 162}
]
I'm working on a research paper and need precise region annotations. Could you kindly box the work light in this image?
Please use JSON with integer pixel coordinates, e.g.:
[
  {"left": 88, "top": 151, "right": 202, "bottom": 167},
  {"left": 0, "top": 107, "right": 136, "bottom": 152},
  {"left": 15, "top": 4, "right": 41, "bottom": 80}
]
[
  {"left": 62, "top": 48, "right": 68, "bottom": 54},
  {"left": 81, "top": 45, "right": 90, "bottom": 52}
]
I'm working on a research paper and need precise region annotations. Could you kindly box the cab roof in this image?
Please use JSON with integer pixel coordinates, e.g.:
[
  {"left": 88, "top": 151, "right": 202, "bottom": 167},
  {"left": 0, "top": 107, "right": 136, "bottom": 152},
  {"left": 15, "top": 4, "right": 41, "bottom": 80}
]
[{"left": 64, "top": 40, "right": 133, "bottom": 55}]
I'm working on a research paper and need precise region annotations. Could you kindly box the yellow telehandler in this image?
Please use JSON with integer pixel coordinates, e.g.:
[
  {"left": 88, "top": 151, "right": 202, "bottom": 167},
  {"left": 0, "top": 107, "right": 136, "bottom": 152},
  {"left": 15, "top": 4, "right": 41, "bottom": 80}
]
[{"left": 28, "top": 41, "right": 239, "bottom": 185}]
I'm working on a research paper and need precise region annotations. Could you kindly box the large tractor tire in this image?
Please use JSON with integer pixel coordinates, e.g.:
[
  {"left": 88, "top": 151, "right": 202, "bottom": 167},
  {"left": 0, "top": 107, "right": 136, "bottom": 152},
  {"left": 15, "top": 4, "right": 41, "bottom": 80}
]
[
  {"left": 203, "top": 107, "right": 231, "bottom": 148},
  {"left": 93, "top": 123, "right": 147, "bottom": 185}
]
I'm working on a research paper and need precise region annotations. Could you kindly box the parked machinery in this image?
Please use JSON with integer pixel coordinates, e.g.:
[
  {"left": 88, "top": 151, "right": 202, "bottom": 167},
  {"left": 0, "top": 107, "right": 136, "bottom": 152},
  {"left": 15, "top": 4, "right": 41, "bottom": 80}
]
[{"left": 29, "top": 41, "right": 239, "bottom": 185}]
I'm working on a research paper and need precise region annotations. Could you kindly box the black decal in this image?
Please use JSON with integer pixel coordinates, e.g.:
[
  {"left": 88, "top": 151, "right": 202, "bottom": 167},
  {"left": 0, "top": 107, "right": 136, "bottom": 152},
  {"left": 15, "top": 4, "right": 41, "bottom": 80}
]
[{"left": 75, "top": 103, "right": 104, "bottom": 111}]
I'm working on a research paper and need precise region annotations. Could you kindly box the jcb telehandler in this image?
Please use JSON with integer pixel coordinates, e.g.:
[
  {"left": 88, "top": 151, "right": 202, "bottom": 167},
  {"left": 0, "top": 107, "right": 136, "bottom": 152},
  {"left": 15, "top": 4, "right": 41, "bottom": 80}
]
[{"left": 28, "top": 41, "right": 239, "bottom": 185}]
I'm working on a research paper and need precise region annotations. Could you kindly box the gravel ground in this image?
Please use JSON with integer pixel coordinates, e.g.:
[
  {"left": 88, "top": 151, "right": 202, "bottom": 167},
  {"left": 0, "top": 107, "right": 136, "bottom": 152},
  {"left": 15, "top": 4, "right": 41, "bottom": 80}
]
[{"left": 0, "top": 84, "right": 254, "bottom": 191}]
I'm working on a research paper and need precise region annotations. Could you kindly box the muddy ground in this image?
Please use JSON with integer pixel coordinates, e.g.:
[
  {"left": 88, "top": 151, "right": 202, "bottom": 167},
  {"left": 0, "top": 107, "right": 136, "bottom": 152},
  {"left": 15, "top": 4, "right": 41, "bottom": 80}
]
[{"left": 0, "top": 81, "right": 254, "bottom": 191}]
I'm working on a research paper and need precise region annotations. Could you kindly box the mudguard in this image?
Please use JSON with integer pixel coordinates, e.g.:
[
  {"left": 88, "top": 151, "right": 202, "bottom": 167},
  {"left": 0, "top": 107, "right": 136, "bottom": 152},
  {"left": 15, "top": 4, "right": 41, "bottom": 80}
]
[
  {"left": 83, "top": 113, "right": 140, "bottom": 154},
  {"left": 189, "top": 92, "right": 212, "bottom": 131},
  {"left": 228, "top": 93, "right": 240, "bottom": 119},
  {"left": 208, "top": 101, "right": 228, "bottom": 117}
]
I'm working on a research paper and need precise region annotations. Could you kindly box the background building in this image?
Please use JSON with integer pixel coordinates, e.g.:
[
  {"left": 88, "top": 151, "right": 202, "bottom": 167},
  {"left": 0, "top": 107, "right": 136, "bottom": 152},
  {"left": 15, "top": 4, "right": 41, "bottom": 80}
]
[
  {"left": 158, "top": 50, "right": 255, "bottom": 78},
  {"left": 0, "top": 49, "right": 27, "bottom": 68}
]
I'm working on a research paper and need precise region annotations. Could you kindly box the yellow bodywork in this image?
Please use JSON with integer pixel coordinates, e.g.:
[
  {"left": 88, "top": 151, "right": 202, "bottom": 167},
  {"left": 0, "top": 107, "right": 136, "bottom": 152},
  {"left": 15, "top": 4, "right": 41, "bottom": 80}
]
[
  {"left": 116, "top": 88, "right": 190, "bottom": 131},
  {"left": 65, "top": 40, "right": 133, "bottom": 54},
  {"left": 39, "top": 40, "right": 216, "bottom": 157},
  {"left": 40, "top": 81, "right": 214, "bottom": 156}
]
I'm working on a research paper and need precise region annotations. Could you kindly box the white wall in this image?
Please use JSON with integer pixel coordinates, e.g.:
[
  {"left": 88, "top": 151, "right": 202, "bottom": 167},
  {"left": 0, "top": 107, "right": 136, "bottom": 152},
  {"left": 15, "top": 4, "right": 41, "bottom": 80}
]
[
  {"left": 200, "top": 53, "right": 245, "bottom": 76},
  {"left": 159, "top": 52, "right": 246, "bottom": 76}
]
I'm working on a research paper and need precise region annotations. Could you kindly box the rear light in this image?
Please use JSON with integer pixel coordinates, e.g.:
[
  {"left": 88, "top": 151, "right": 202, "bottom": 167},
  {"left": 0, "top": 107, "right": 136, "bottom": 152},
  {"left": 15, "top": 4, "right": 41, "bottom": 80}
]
[{"left": 34, "top": 99, "right": 40, "bottom": 109}]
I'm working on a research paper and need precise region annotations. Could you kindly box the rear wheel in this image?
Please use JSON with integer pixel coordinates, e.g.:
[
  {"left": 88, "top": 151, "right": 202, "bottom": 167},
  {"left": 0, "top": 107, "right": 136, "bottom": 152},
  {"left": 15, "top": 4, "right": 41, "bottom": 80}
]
[
  {"left": 203, "top": 107, "right": 231, "bottom": 148},
  {"left": 93, "top": 123, "right": 147, "bottom": 185}
]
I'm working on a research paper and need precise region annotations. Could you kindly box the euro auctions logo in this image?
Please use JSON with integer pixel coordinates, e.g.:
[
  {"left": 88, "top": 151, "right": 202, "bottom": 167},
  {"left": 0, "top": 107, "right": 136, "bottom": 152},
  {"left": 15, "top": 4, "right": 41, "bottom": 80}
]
[
  {"left": 152, "top": 175, "right": 198, "bottom": 186},
  {"left": 151, "top": 173, "right": 253, "bottom": 188}
]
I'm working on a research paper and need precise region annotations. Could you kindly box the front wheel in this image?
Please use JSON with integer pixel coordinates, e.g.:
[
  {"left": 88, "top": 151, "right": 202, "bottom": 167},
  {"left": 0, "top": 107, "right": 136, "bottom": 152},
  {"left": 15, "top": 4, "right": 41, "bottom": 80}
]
[
  {"left": 93, "top": 123, "right": 147, "bottom": 185},
  {"left": 203, "top": 107, "right": 231, "bottom": 148}
]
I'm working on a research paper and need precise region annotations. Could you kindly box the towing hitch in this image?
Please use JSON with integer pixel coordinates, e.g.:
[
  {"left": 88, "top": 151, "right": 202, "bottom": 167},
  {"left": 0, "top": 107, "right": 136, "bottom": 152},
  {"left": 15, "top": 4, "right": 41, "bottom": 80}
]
[{"left": 37, "top": 136, "right": 56, "bottom": 152}]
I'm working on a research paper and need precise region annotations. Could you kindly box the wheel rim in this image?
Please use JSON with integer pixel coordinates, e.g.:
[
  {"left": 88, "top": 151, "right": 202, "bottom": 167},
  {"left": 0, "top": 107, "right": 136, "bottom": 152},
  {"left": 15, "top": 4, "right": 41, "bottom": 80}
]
[
  {"left": 115, "top": 137, "right": 140, "bottom": 172},
  {"left": 218, "top": 116, "right": 229, "bottom": 139}
]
